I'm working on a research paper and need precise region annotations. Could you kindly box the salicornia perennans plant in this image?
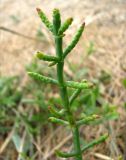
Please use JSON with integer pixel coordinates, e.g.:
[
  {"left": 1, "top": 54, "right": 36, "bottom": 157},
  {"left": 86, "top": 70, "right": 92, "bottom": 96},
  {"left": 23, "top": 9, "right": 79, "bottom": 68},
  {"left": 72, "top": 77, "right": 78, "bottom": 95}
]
[{"left": 28, "top": 8, "right": 108, "bottom": 160}]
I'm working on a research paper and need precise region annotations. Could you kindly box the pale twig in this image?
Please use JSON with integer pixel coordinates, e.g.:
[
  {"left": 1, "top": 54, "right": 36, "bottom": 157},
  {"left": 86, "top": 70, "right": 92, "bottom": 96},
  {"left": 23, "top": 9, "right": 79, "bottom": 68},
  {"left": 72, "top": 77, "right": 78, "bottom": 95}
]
[
  {"left": 0, "top": 26, "right": 42, "bottom": 42},
  {"left": 32, "top": 126, "right": 62, "bottom": 159},
  {"left": 92, "top": 152, "right": 114, "bottom": 160},
  {"left": 17, "top": 131, "right": 27, "bottom": 160},
  {"left": 108, "top": 122, "right": 120, "bottom": 156},
  {"left": 44, "top": 134, "right": 72, "bottom": 159},
  {"left": 32, "top": 140, "right": 45, "bottom": 159},
  {"left": 0, "top": 125, "right": 16, "bottom": 154}
]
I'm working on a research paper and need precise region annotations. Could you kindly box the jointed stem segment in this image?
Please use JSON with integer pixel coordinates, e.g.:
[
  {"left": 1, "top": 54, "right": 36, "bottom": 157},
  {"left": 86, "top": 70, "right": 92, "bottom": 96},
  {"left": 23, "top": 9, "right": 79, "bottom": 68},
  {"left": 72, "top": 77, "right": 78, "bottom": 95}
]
[
  {"left": 72, "top": 126, "right": 83, "bottom": 160},
  {"left": 28, "top": 72, "right": 93, "bottom": 89},
  {"left": 53, "top": 8, "right": 82, "bottom": 160},
  {"left": 36, "top": 51, "right": 59, "bottom": 62},
  {"left": 28, "top": 8, "right": 108, "bottom": 160},
  {"left": 56, "top": 133, "right": 109, "bottom": 158},
  {"left": 53, "top": 9, "right": 75, "bottom": 126},
  {"left": 36, "top": 8, "right": 53, "bottom": 32}
]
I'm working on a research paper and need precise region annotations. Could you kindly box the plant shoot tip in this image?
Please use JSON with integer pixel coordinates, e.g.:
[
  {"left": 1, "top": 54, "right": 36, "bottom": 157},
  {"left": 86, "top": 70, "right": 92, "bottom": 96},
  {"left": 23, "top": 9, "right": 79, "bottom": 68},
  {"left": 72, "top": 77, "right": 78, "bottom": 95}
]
[
  {"left": 53, "top": 8, "right": 59, "bottom": 11},
  {"left": 36, "top": 8, "right": 41, "bottom": 13},
  {"left": 82, "top": 22, "right": 85, "bottom": 27},
  {"left": 68, "top": 17, "right": 73, "bottom": 21}
]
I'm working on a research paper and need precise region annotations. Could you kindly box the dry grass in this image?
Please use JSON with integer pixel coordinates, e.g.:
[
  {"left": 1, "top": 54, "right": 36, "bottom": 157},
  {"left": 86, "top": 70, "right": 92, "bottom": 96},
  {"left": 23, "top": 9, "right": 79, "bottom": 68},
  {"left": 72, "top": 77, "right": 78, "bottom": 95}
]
[{"left": 0, "top": 0, "right": 126, "bottom": 159}]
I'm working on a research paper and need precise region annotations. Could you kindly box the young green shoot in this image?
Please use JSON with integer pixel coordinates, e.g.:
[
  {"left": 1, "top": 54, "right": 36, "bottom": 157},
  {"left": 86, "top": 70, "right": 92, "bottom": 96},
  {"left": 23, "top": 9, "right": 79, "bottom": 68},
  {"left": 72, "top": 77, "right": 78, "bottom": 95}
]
[{"left": 28, "top": 8, "right": 108, "bottom": 160}]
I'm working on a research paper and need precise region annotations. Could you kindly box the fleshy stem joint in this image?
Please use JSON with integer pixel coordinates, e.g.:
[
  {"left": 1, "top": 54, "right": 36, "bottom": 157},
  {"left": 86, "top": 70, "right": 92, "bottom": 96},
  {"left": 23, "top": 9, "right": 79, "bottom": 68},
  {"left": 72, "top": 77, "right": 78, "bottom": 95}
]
[{"left": 28, "top": 8, "right": 108, "bottom": 160}]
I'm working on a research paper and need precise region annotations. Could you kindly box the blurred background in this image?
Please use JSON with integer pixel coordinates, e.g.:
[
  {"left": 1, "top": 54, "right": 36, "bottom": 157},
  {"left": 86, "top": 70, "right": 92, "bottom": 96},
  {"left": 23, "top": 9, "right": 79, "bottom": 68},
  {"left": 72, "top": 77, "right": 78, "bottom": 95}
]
[{"left": 0, "top": 0, "right": 126, "bottom": 159}]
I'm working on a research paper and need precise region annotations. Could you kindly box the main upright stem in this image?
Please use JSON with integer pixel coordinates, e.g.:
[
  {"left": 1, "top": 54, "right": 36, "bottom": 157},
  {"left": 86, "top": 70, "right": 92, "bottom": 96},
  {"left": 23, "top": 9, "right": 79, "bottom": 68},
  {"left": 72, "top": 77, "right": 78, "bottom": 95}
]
[
  {"left": 30, "top": 8, "right": 108, "bottom": 160},
  {"left": 53, "top": 9, "right": 83, "bottom": 160}
]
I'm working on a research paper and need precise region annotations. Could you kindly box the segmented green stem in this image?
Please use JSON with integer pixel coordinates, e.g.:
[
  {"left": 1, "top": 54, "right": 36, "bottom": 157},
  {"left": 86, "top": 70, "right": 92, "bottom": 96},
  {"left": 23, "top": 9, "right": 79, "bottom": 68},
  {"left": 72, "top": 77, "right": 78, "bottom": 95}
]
[
  {"left": 63, "top": 23, "right": 85, "bottom": 59},
  {"left": 36, "top": 51, "right": 59, "bottom": 62},
  {"left": 58, "top": 17, "right": 73, "bottom": 35},
  {"left": 72, "top": 126, "right": 83, "bottom": 160},
  {"left": 53, "top": 9, "right": 74, "bottom": 124},
  {"left": 53, "top": 9, "right": 82, "bottom": 160},
  {"left": 56, "top": 133, "right": 108, "bottom": 158},
  {"left": 36, "top": 8, "right": 53, "bottom": 32},
  {"left": 28, "top": 8, "right": 108, "bottom": 160}
]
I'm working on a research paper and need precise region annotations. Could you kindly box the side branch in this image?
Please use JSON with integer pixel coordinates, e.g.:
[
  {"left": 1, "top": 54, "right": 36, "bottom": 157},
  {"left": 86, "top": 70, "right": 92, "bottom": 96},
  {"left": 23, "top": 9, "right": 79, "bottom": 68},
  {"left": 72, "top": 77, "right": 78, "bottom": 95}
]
[
  {"left": 77, "top": 115, "right": 100, "bottom": 126},
  {"left": 81, "top": 134, "right": 109, "bottom": 152},
  {"left": 56, "top": 150, "right": 78, "bottom": 158},
  {"left": 48, "top": 106, "right": 66, "bottom": 117},
  {"left": 28, "top": 72, "right": 58, "bottom": 85},
  {"left": 56, "top": 134, "right": 109, "bottom": 158},
  {"left": 63, "top": 22, "right": 85, "bottom": 58},
  {"left": 65, "top": 80, "right": 93, "bottom": 89},
  {"left": 28, "top": 72, "right": 93, "bottom": 90},
  {"left": 49, "top": 117, "right": 69, "bottom": 125},
  {"left": 36, "top": 51, "right": 59, "bottom": 62},
  {"left": 36, "top": 8, "right": 53, "bottom": 32},
  {"left": 70, "top": 88, "right": 82, "bottom": 105},
  {"left": 58, "top": 17, "right": 73, "bottom": 35}
]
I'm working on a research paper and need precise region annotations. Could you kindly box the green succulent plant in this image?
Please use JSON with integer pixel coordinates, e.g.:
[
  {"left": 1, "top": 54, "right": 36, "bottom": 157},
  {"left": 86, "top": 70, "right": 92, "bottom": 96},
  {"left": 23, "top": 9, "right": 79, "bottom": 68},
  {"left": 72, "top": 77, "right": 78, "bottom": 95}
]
[{"left": 28, "top": 8, "right": 108, "bottom": 160}]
